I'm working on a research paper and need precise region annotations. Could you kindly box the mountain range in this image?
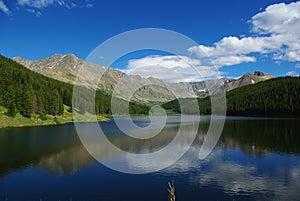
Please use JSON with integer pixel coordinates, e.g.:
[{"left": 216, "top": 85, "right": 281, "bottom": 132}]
[
  {"left": 13, "top": 53, "right": 274, "bottom": 102},
  {"left": 1, "top": 53, "right": 299, "bottom": 123}
]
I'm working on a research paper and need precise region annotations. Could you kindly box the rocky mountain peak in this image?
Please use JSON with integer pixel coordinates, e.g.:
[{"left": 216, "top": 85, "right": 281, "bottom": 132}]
[
  {"left": 13, "top": 53, "right": 82, "bottom": 72},
  {"left": 253, "top": 71, "right": 266, "bottom": 76},
  {"left": 226, "top": 71, "right": 274, "bottom": 90}
]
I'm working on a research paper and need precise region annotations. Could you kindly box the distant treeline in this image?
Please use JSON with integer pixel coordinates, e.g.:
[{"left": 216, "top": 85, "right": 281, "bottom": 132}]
[
  {"left": 162, "top": 76, "right": 300, "bottom": 117},
  {"left": 0, "top": 55, "right": 149, "bottom": 117}
]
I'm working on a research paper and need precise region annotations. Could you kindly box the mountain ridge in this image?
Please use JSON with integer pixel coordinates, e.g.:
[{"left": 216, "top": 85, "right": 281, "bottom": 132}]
[
  {"left": 162, "top": 76, "right": 300, "bottom": 117},
  {"left": 13, "top": 53, "right": 274, "bottom": 102},
  {"left": 13, "top": 54, "right": 196, "bottom": 102}
]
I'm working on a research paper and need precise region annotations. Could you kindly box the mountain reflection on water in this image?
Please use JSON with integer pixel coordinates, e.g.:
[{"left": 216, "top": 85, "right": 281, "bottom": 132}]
[{"left": 0, "top": 116, "right": 300, "bottom": 200}]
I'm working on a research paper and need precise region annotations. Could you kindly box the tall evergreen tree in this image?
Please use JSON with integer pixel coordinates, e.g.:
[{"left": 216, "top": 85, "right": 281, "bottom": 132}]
[{"left": 8, "top": 101, "right": 16, "bottom": 117}]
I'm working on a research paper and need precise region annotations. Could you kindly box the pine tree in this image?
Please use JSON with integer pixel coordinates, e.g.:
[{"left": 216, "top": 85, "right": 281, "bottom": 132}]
[
  {"left": 8, "top": 101, "right": 16, "bottom": 117},
  {"left": 22, "top": 90, "right": 33, "bottom": 117}
]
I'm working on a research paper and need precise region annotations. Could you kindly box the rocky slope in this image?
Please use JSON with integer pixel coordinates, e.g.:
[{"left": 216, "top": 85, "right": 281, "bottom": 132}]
[
  {"left": 13, "top": 54, "right": 196, "bottom": 102},
  {"left": 13, "top": 54, "right": 96, "bottom": 86},
  {"left": 226, "top": 71, "right": 274, "bottom": 90}
]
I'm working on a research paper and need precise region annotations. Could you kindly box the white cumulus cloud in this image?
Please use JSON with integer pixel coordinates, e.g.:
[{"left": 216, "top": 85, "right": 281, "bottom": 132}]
[
  {"left": 189, "top": 1, "right": 300, "bottom": 66},
  {"left": 251, "top": 2, "right": 300, "bottom": 35},
  {"left": 211, "top": 55, "right": 256, "bottom": 66},
  {"left": 124, "top": 55, "right": 220, "bottom": 83},
  {"left": 0, "top": 0, "right": 10, "bottom": 15}
]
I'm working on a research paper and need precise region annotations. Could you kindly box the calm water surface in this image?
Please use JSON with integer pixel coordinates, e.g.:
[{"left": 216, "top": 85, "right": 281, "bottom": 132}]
[{"left": 0, "top": 116, "right": 300, "bottom": 201}]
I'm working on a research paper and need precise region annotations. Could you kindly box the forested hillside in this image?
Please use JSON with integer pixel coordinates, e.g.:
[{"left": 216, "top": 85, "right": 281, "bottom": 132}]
[
  {"left": 0, "top": 55, "right": 149, "bottom": 119},
  {"left": 226, "top": 76, "right": 300, "bottom": 116},
  {"left": 162, "top": 76, "right": 300, "bottom": 117}
]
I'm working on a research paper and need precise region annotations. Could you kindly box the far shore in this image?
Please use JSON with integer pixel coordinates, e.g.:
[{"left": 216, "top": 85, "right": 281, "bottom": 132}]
[
  {"left": 1, "top": 110, "right": 298, "bottom": 129},
  {"left": 0, "top": 105, "right": 109, "bottom": 129},
  {"left": 0, "top": 114, "right": 110, "bottom": 129}
]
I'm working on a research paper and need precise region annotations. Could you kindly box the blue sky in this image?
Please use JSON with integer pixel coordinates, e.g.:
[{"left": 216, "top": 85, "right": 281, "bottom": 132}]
[{"left": 0, "top": 0, "right": 300, "bottom": 80}]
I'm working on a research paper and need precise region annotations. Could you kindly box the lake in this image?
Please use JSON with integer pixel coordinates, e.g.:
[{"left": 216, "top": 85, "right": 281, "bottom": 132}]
[{"left": 0, "top": 116, "right": 300, "bottom": 201}]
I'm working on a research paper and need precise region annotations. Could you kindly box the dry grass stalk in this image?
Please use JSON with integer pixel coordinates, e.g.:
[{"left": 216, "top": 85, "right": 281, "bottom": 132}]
[{"left": 168, "top": 181, "right": 175, "bottom": 201}]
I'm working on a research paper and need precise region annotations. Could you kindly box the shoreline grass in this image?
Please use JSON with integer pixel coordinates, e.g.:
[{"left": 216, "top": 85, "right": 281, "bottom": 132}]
[{"left": 0, "top": 105, "right": 109, "bottom": 129}]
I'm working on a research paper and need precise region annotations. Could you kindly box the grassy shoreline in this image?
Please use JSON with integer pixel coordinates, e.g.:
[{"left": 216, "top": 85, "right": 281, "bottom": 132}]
[
  {"left": 0, "top": 104, "right": 177, "bottom": 129},
  {"left": 0, "top": 105, "right": 109, "bottom": 129}
]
